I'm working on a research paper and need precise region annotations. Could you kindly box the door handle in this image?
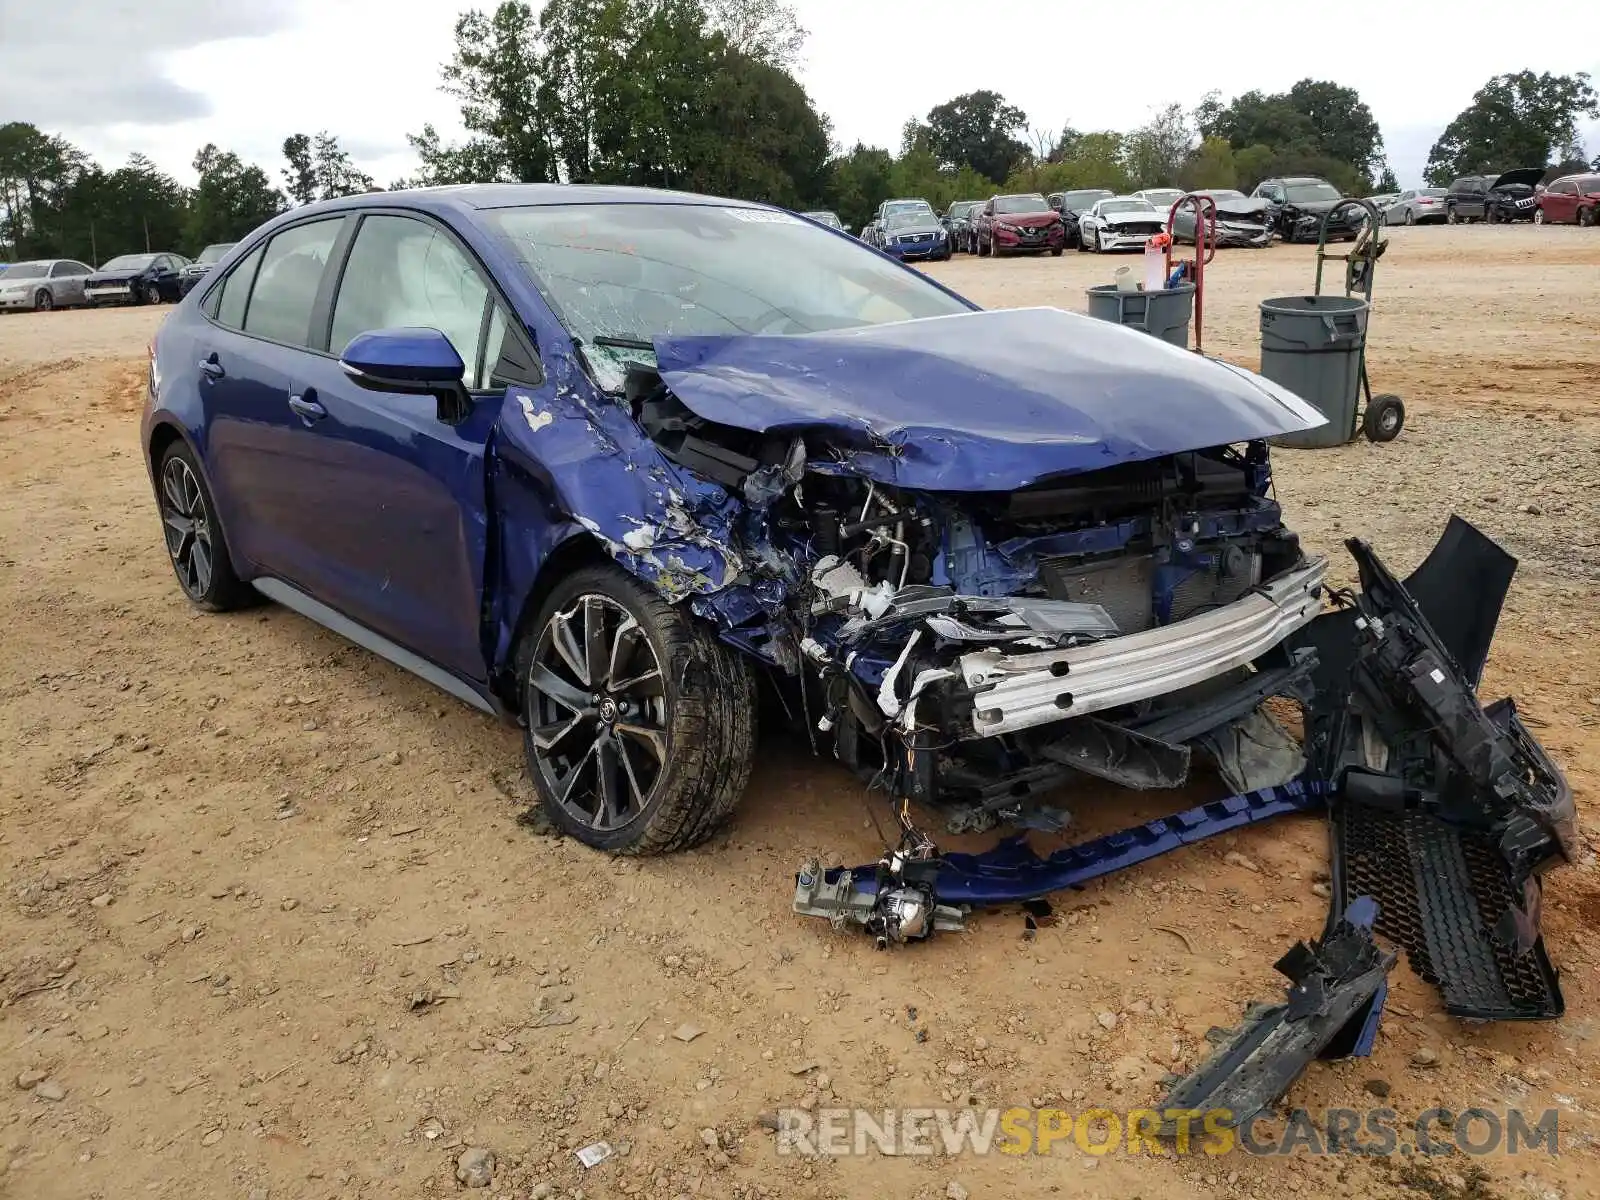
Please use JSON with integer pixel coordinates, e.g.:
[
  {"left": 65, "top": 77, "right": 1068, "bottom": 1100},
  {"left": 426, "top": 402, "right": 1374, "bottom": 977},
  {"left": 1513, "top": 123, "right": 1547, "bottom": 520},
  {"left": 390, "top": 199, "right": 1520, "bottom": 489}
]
[
  {"left": 199, "top": 354, "right": 224, "bottom": 381},
  {"left": 288, "top": 392, "right": 327, "bottom": 423}
]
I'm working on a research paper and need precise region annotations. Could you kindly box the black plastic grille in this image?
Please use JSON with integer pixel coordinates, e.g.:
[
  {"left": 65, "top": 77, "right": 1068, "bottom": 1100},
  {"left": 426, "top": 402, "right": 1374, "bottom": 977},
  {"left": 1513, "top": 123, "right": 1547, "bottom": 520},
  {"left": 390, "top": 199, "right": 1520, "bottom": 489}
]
[{"left": 1334, "top": 804, "right": 1562, "bottom": 1019}]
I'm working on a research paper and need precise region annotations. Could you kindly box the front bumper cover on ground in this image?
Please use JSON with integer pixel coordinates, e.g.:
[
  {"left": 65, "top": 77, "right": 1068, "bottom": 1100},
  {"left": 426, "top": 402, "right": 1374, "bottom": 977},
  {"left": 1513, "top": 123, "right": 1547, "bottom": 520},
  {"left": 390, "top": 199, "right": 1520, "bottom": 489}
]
[{"left": 795, "top": 518, "right": 1574, "bottom": 1127}]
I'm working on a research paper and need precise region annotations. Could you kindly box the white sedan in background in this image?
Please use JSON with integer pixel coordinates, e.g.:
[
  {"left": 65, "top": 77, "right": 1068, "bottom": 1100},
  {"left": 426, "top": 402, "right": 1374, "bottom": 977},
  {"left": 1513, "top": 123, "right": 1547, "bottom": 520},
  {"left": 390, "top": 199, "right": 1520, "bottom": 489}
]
[{"left": 1076, "top": 197, "right": 1169, "bottom": 253}]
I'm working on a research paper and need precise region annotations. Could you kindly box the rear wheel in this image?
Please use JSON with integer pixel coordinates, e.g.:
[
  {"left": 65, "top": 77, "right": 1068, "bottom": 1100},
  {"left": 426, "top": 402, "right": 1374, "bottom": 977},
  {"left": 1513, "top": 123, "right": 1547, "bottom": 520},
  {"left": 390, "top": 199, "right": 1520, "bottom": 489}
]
[
  {"left": 1363, "top": 394, "right": 1405, "bottom": 443},
  {"left": 1404, "top": 209, "right": 1416, "bottom": 226},
  {"left": 519, "top": 565, "right": 756, "bottom": 855},
  {"left": 155, "top": 441, "right": 254, "bottom": 611}
]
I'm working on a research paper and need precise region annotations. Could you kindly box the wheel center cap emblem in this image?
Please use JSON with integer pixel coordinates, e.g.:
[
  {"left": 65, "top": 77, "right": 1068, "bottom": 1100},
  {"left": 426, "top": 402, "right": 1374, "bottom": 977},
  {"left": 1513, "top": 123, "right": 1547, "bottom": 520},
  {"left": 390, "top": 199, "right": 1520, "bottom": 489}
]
[{"left": 598, "top": 698, "right": 618, "bottom": 723}]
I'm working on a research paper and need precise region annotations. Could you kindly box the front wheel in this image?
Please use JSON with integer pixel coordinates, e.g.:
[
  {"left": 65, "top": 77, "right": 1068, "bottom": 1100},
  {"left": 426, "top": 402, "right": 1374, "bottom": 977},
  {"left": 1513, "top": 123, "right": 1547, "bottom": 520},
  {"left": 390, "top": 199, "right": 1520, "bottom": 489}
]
[
  {"left": 1580, "top": 207, "right": 1595, "bottom": 228},
  {"left": 1364, "top": 394, "right": 1405, "bottom": 443},
  {"left": 34, "top": 290, "right": 52, "bottom": 312},
  {"left": 976, "top": 234, "right": 990, "bottom": 258},
  {"left": 1485, "top": 206, "right": 1498, "bottom": 224},
  {"left": 1533, "top": 208, "right": 1545, "bottom": 226},
  {"left": 1446, "top": 206, "right": 1458, "bottom": 225},
  {"left": 519, "top": 564, "right": 756, "bottom": 855},
  {"left": 1050, "top": 247, "right": 1063, "bottom": 257},
  {"left": 1093, "top": 230, "right": 1104, "bottom": 253},
  {"left": 143, "top": 282, "right": 162, "bottom": 305}
]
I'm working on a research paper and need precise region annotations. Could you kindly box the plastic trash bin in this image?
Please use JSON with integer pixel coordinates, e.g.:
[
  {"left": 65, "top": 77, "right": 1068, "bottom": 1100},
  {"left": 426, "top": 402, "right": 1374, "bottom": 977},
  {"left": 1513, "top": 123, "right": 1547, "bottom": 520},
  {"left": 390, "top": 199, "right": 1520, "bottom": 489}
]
[
  {"left": 1085, "top": 282, "right": 1195, "bottom": 349},
  {"left": 1258, "top": 295, "right": 1369, "bottom": 449}
]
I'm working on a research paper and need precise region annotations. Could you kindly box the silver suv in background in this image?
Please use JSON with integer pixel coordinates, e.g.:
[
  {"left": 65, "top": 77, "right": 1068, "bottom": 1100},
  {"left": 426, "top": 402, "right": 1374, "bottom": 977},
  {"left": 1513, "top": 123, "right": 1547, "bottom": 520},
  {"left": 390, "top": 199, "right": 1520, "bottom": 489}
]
[{"left": 0, "top": 259, "right": 95, "bottom": 311}]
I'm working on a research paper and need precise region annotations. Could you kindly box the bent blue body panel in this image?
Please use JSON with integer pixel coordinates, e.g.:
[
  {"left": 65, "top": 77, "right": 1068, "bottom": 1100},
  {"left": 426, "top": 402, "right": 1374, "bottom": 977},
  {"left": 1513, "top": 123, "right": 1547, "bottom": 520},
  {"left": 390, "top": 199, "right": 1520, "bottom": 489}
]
[{"left": 653, "top": 307, "right": 1326, "bottom": 492}]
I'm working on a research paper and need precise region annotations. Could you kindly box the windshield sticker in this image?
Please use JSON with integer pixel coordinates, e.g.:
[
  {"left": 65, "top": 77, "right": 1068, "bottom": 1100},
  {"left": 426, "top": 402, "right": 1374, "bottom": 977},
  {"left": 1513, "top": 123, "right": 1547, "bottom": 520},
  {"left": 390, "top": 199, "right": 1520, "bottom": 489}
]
[{"left": 723, "top": 208, "right": 802, "bottom": 225}]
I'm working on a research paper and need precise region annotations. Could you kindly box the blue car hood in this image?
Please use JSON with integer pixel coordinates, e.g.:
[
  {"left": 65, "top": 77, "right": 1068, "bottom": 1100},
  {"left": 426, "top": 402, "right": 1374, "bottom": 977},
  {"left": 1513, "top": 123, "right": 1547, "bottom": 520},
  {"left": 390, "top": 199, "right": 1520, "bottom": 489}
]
[{"left": 652, "top": 307, "right": 1325, "bottom": 492}]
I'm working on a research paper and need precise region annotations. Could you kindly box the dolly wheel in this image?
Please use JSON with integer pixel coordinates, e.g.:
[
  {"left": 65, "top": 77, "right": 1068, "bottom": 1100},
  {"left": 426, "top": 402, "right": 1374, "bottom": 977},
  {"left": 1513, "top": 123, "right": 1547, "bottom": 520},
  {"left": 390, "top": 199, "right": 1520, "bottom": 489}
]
[{"left": 1364, "top": 394, "right": 1405, "bottom": 443}]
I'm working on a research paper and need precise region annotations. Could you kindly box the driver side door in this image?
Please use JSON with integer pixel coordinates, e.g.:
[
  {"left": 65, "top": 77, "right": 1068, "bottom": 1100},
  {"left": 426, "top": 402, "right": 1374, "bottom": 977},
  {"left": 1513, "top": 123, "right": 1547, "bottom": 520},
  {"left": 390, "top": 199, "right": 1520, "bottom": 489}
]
[{"left": 280, "top": 210, "right": 543, "bottom": 682}]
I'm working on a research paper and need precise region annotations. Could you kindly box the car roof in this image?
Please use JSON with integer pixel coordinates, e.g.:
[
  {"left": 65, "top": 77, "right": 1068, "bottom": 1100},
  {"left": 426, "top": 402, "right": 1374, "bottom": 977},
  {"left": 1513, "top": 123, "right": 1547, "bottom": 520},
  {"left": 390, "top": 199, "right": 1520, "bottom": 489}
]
[{"left": 290, "top": 183, "right": 771, "bottom": 220}]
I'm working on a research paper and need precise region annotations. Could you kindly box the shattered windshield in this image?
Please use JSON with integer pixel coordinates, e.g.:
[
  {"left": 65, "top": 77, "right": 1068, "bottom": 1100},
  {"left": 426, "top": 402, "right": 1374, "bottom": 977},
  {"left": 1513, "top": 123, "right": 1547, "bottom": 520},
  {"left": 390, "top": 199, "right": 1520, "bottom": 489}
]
[{"left": 489, "top": 203, "right": 971, "bottom": 389}]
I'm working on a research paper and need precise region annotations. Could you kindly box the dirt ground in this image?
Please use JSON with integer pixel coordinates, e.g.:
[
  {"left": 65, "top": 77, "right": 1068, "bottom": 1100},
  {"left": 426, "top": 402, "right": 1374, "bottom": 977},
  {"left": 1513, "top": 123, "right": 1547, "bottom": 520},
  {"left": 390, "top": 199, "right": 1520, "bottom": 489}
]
[{"left": 2, "top": 225, "right": 1598, "bottom": 1200}]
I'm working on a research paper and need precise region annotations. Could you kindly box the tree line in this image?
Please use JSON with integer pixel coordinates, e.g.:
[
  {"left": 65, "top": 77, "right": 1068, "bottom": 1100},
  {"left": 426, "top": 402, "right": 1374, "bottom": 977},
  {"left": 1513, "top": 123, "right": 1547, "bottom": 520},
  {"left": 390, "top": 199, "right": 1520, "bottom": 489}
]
[{"left": 2, "top": 0, "right": 1595, "bottom": 264}]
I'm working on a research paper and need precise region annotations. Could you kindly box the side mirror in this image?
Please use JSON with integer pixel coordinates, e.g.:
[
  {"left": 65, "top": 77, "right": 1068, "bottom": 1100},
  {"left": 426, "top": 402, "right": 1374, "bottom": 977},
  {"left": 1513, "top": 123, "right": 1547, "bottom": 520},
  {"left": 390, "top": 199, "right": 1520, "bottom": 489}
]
[{"left": 341, "top": 327, "right": 470, "bottom": 423}]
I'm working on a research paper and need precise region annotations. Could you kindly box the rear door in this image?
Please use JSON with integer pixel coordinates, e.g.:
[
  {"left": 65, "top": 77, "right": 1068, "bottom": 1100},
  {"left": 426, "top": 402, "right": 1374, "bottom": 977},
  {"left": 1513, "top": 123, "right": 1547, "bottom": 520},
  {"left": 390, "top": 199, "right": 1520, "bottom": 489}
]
[
  {"left": 273, "top": 210, "right": 542, "bottom": 681},
  {"left": 198, "top": 216, "right": 350, "bottom": 582},
  {"left": 1462, "top": 178, "right": 1487, "bottom": 219},
  {"left": 50, "top": 260, "right": 89, "bottom": 304}
]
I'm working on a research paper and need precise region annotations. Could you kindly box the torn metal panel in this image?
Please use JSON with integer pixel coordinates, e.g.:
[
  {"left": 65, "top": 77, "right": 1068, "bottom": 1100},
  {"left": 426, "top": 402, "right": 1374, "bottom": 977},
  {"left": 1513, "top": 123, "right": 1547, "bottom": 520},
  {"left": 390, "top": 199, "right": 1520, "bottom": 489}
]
[
  {"left": 652, "top": 308, "right": 1327, "bottom": 492},
  {"left": 1157, "top": 898, "right": 1395, "bottom": 1139},
  {"left": 492, "top": 377, "right": 750, "bottom": 606}
]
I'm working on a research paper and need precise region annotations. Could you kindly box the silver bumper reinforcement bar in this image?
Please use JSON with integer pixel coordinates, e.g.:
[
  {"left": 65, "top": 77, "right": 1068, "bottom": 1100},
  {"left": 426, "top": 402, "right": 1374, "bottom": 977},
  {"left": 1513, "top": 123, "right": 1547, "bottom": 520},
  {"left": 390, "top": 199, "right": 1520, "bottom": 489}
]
[{"left": 959, "top": 557, "right": 1328, "bottom": 736}]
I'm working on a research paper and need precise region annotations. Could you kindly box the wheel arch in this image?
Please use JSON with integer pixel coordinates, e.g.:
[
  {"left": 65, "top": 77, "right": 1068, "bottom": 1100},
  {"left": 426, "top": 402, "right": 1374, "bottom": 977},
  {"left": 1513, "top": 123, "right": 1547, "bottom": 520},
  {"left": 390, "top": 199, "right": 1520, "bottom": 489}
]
[{"left": 489, "top": 526, "right": 613, "bottom": 714}]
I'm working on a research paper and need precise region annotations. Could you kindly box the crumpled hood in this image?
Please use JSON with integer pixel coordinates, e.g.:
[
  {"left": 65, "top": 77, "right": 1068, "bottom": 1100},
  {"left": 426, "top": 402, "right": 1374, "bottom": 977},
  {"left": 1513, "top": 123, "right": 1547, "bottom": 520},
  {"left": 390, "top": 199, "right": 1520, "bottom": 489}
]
[{"left": 652, "top": 307, "right": 1326, "bottom": 492}]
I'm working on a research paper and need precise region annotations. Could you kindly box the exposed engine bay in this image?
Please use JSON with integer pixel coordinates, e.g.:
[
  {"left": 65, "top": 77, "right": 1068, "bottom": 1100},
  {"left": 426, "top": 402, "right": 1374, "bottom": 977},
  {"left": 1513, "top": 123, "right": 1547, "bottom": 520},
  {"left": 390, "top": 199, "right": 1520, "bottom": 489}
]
[{"left": 631, "top": 368, "right": 1322, "bottom": 832}]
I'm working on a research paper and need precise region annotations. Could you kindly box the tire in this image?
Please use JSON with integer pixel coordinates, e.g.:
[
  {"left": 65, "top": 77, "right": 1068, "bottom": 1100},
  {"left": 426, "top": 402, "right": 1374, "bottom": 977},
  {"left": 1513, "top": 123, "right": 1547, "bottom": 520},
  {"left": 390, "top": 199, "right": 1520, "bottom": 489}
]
[
  {"left": 1363, "top": 394, "right": 1405, "bottom": 443},
  {"left": 34, "top": 290, "right": 52, "bottom": 312},
  {"left": 1075, "top": 233, "right": 1090, "bottom": 253},
  {"left": 1050, "top": 247, "right": 1063, "bottom": 257},
  {"left": 1404, "top": 209, "right": 1416, "bottom": 226},
  {"left": 1580, "top": 207, "right": 1595, "bottom": 228},
  {"left": 976, "top": 233, "right": 989, "bottom": 258},
  {"left": 518, "top": 564, "right": 756, "bottom": 855},
  {"left": 990, "top": 236, "right": 1003, "bottom": 259},
  {"left": 143, "top": 282, "right": 162, "bottom": 305},
  {"left": 1093, "top": 230, "right": 1104, "bottom": 253},
  {"left": 1485, "top": 206, "right": 1498, "bottom": 225},
  {"left": 155, "top": 441, "right": 255, "bottom": 611},
  {"left": 1446, "top": 206, "right": 1457, "bottom": 225},
  {"left": 1533, "top": 208, "right": 1545, "bottom": 226}
]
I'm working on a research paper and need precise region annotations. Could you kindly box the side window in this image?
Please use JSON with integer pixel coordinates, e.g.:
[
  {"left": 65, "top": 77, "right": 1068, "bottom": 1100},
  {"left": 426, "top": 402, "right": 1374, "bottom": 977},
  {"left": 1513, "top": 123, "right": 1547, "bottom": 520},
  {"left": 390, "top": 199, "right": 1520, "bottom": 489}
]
[
  {"left": 50, "top": 261, "right": 73, "bottom": 277},
  {"left": 243, "top": 220, "right": 342, "bottom": 347},
  {"left": 211, "top": 245, "right": 265, "bottom": 327},
  {"left": 330, "top": 214, "right": 490, "bottom": 382}
]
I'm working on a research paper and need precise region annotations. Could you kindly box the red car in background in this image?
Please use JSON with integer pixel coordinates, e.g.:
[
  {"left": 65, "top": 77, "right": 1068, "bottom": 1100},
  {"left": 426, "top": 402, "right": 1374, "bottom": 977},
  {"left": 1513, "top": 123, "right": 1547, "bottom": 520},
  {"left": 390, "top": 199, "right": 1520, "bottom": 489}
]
[
  {"left": 1536, "top": 174, "right": 1600, "bottom": 226},
  {"left": 972, "top": 193, "right": 1066, "bottom": 258}
]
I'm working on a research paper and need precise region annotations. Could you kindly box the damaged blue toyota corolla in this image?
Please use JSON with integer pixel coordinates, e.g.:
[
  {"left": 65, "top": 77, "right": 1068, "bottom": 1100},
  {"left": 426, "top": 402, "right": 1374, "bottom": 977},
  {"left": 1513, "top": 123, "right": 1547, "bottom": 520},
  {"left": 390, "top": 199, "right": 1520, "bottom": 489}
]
[{"left": 145, "top": 188, "right": 1575, "bottom": 1112}]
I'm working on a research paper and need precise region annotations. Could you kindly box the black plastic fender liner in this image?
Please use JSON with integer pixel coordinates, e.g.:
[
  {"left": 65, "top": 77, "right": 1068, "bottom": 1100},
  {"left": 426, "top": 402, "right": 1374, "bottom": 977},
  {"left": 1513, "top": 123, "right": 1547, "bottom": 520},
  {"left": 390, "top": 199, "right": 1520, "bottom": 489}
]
[{"left": 1158, "top": 898, "right": 1395, "bottom": 1140}]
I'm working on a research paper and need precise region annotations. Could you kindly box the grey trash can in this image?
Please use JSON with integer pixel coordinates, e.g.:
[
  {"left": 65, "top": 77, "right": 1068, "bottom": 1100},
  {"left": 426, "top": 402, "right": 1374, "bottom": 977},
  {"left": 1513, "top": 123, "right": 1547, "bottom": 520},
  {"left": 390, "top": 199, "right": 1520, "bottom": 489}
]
[
  {"left": 1258, "top": 295, "right": 1369, "bottom": 449},
  {"left": 1085, "top": 282, "right": 1195, "bottom": 349}
]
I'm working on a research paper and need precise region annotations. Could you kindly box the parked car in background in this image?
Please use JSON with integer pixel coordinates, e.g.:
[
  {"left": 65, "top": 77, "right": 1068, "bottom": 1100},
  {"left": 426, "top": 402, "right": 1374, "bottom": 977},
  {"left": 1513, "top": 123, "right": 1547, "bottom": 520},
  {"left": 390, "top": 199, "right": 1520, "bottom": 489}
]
[
  {"left": 1250, "top": 177, "right": 1363, "bottom": 242},
  {"left": 85, "top": 252, "right": 191, "bottom": 305},
  {"left": 1047, "top": 189, "right": 1114, "bottom": 248},
  {"left": 0, "top": 258, "right": 95, "bottom": 311},
  {"left": 972, "top": 194, "right": 1065, "bottom": 257},
  {"left": 801, "top": 211, "right": 847, "bottom": 233},
  {"left": 1077, "top": 196, "right": 1165, "bottom": 253},
  {"left": 1365, "top": 192, "right": 1398, "bottom": 212},
  {"left": 942, "top": 200, "right": 982, "bottom": 253},
  {"left": 874, "top": 208, "right": 951, "bottom": 262},
  {"left": 1132, "top": 188, "right": 1183, "bottom": 214},
  {"left": 860, "top": 198, "right": 935, "bottom": 249},
  {"left": 1536, "top": 174, "right": 1600, "bottom": 226},
  {"left": 1383, "top": 188, "right": 1447, "bottom": 225},
  {"left": 1445, "top": 170, "right": 1542, "bottom": 224},
  {"left": 1169, "top": 189, "right": 1272, "bottom": 248},
  {"left": 179, "top": 242, "right": 238, "bottom": 296}
]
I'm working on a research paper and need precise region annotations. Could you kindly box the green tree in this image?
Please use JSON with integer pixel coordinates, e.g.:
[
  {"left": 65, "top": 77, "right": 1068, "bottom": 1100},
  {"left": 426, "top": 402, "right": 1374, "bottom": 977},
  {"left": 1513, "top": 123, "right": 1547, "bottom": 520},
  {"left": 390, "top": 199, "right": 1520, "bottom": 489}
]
[
  {"left": 1424, "top": 71, "right": 1599, "bottom": 184},
  {"left": 1374, "top": 163, "right": 1399, "bottom": 193},
  {"left": 702, "top": 0, "right": 805, "bottom": 67},
  {"left": 1122, "top": 103, "right": 1192, "bottom": 187},
  {"left": 0, "top": 123, "right": 89, "bottom": 257},
  {"left": 1199, "top": 80, "right": 1384, "bottom": 188},
  {"left": 440, "top": 1, "right": 555, "bottom": 182},
  {"left": 281, "top": 134, "right": 317, "bottom": 205},
  {"left": 186, "top": 144, "right": 285, "bottom": 251},
  {"left": 824, "top": 143, "right": 894, "bottom": 232},
  {"left": 1177, "top": 136, "right": 1238, "bottom": 190},
  {"left": 923, "top": 90, "right": 1029, "bottom": 182}
]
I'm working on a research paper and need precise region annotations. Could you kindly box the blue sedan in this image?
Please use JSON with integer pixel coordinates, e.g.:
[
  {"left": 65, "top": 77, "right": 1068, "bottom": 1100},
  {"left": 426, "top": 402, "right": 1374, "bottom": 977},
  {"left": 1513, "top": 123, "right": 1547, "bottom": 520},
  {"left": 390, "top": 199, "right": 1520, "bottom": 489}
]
[{"left": 143, "top": 184, "right": 1337, "bottom": 856}]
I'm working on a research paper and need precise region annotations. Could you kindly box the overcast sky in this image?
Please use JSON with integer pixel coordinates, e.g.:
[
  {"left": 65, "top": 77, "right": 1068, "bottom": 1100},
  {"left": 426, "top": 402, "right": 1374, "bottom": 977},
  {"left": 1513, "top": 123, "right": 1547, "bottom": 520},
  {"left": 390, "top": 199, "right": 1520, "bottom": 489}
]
[{"left": 3, "top": 0, "right": 1597, "bottom": 190}]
